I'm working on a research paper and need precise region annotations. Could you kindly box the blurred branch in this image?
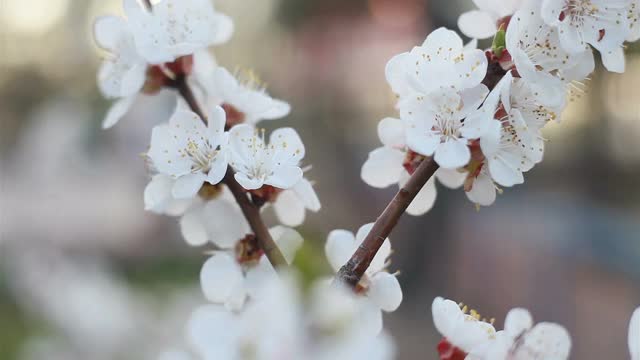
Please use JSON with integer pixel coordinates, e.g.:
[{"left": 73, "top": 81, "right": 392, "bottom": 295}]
[
  {"left": 336, "top": 158, "right": 439, "bottom": 287},
  {"left": 172, "top": 76, "right": 287, "bottom": 268},
  {"left": 142, "top": 0, "right": 153, "bottom": 11}
]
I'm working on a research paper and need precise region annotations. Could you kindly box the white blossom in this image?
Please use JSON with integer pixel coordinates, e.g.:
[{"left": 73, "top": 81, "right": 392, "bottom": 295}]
[
  {"left": 630, "top": 307, "right": 640, "bottom": 360},
  {"left": 431, "top": 297, "right": 497, "bottom": 354},
  {"left": 385, "top": 28, "right": 488, "bottom": 101},
  {"left": 189, "top": 274, "right": 395, "bottom": 360},
  {"left": 201, "top": 67, "right": 291, "bottom": 126},
  {"left": 385, "top": 28, "right": 491, "bottom": 169},
  {"left": 474, "top": 71, "right": 560, "bottom": 188},
  {"left": 325, "top": 224, "right": 403, "bottom": 334},
  {"left": 468, "top": 307, "right": 571, "bottom": 360},
  {"left": 273, "top": 177, "right": 321, "bottom": 227},
  {"left": 506, "top": 9, "right": 595, "bottom": 108},
  {"left": 93, "top": 14, "right": 146, "bottom": 129},
  {"left": 228, "top": 124, "right": 305, "bottom": 191},
  {"left": 143, "top": 174, "right": 250, "bottom": 247},
  {"left": 144, "top": 174, "right": 194, "bottom": 216},
  {"left": 458, "top": 0, "right": 525, "bottom": 39},
  {"left": 179, "top": 189, "right": 249, "bottom": 248},
  {"left": 465, "top": 166, "right": 498, "bottom": 207},
  {"left": 361, "top": 118, "right": 466, "bottom": 215},
  {"left": 148, "top": 106, "right": 228, "bottom": 199},
  {"left": 541, "top": 0, "right": 632, "bottom": 73},
  {"left": 401, "top": 86, "right": 490, "bottom": 169},
  {"left": 199, "top": 226, "right": 303, "bottom": 311},
  {"left": 124, "top": 0, "right": 233, "bottom": 64}
]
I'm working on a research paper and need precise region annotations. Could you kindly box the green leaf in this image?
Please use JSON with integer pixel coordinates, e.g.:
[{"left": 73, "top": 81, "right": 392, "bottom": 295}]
[{"left": 492, "top": 26, "right": 507, "bottom": 58}]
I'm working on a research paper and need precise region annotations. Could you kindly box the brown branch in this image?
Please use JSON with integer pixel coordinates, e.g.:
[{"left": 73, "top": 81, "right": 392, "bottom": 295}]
[
  {"left": 223, "top": 170, "right": 287, "bottom": 266},
  {"left": 172, "top": 77, "right": 287, "bottom": 268},
  {"left": 175, "top": 77, "right": 207, "bottom": 121},
  {"left": 336, "top": 157, "right": 439, "bottom": 287}
]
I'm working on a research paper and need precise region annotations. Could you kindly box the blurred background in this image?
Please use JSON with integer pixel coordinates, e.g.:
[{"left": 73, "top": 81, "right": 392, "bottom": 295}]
[{"left": 1, "top": 0, "right": 640, "bottom": 359}]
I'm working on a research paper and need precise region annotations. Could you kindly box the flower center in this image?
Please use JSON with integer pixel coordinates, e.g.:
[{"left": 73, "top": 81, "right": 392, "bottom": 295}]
[
  {"left": 235, "top": 234, "right": 264, "bottom": 265},
  {"left": 198, "top": 183, "right": 224, "bottom": 200},
  {"left": 561, "top": 0, "right": 599, "bottom": 28},
  {"left": 182, "top": 139, "right": 219, "bottom": 174},
  {"left": 437, "top": 338, "right": 467, "bottom": 360},
  {"left": 249, "top": 185, "right": 283, "bottom": 206},
  {"left": 234, "top": 68, "right": 266, "bottom": 91},
  {"left": 403, "top": 150, "right": 426, "bottom": 175},
  {"left": 238, "top": 130, "right": 276, "bottom": 183},
  {"left": 354, "top": 275, "right": 371, "bottom": 295},
  {"left": 433, "top": 109, "right": 461, "bottom": 142}
]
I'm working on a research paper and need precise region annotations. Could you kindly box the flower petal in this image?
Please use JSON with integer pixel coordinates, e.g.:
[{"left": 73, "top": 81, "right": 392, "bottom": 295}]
[
  {"left": 270, "top": 226, "right": 304, "bottom": 264},
  {"left": 93, "top": 16, "right": 127, "bottom": 51},
  {"left": 102, "top": 95, "right": 136, "bottom": 129},
  {"left": 234, "top": 172, "right": 263, "bottom": 190},
  {"left": 432, "top": 297, "right": 465, "bottom": 340},
  {"left": 466, "top": 172, "right": 496, "bottom": 206},
  {"left": 179, "top": 206, "right": 208, "bottom": 246},
  {"left": 325, "top": 229, "right": 356, "bottom": 272},
  {"left": 504, "top": 308, "right": 533, "bottom": 338},
  {"left": 207, "top": 105, "right": 227, "bottom": 142},
  {"left": 266, "top": 165, "right": 303, "bottom": 190},
  {"left": 434, "top": 139, "right": 471, "bottom": 169},
  {"left": 201, "top": 197, "right": 250, "bottom": 249},
  {"left": 293, "top": 178, "right": 321, "bottom": 212},
  {"left": 261, "top": 99, "right": 291, "bottom": 120},
  {"left": 399, "top": 170, "right": 437, "bottom": 216},
  {"left": 630, "top": 307, "right": 640, "bottom": 360},
  {"left": 172, "top": 173, "right": 206, "bottom": 199},
  {"left": 519, "top": 323, "right": 571, "bottom": 359},
  {"left": 458, "top": 10, "right": 498, "bottom": 39},
  {"left": 210, "top": 13, "right": 234, "bottom": 45},
  {"left": 385, "top": 52, "right": 414, "bottom": 97},
  {"left": 145, "top": 174, "right": 192, "bottom": 216},
  {"left": 274, "top": 189, "right": 306, "bottom": 227},
  {"left": 368, "top": 272, "right": 403, "bottom": 312},
  {"left": 361, "top": 147, "right": 405, "bottom": 189},
  {"left": 601, "top": 47, "right": 626, "bottom": 73},
  {"left": 148, "top": 124, "right": 192, "bottom": 177},
  {"left": 200, "top": 253, "right": 245, "bottom": 304},
  {"left": 187, "top": 305, "right": 238, "bottom": 358},
  {"left": 378, "top": 117, "right": 405, "bottom": 148},
  {"left": 270, "top": 127, "right": 306, "bottom": 164},
  {"left": 435, "top": 168, "right": 466, "bottom": 189}
]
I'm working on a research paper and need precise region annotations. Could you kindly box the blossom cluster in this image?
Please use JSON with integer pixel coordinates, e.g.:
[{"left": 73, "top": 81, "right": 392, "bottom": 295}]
[
  {"left": 433, "top": 296, "right": 640, "bottom": 360},
  {"left": 96, "top": 0, "right": 321, "bottom": 302},
  {"left": 95, "top": 0, "right": 400, "bottom": 358},
  {"left": 363, "top": 0, "right": 640, "bottom": 213},
  {"left": 92, "top": 0, "right": 640, "bottom": 359}
]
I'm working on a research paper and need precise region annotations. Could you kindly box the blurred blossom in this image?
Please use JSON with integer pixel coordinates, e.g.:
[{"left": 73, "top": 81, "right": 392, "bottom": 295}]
[
  {"left": 1, "top": 98, "right": 150, "bottom": 250},
  {"left": 4, "top": 244, "right": 202, "bottom": 360}
]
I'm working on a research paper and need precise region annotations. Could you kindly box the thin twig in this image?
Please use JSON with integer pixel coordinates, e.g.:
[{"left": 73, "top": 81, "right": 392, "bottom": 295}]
[
  {"left": 175, "top": 77, "right": 207, "bottom": 121},
  {"left": 172, "top": 77, "right": 287, "bottom": 268},
  {"left": 223, "top": 169, "right": 288, "bottom": 266},
  {"left": 336, "top": 157, "right": 439, "bottom": 287}
]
